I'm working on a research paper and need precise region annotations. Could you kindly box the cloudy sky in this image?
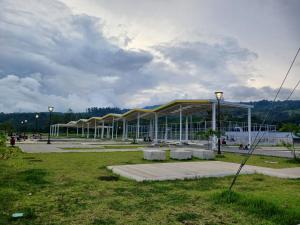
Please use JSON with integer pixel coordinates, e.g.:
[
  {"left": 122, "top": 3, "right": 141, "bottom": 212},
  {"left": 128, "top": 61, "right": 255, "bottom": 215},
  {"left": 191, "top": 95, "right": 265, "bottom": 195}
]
[{"left": 0, "top": 0, "right": 299, "bottom": 112}]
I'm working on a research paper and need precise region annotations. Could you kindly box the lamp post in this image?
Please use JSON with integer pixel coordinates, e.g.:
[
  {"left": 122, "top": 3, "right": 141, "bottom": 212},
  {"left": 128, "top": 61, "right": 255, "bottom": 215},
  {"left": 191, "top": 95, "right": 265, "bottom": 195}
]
[
  {"left": 35, "top": 113, "right": 39, "bottom": 134},
  {"left": 215, "top": 91, "right": 223, "bottom": 155},
  {"left": 47, "top": 106, "right": 54, "bottom": 144},
  {"left": 24, "top": 120, "right": 27, "bottom": 136},
  {"left": 21, "top": 121, "right": 24, "bottom": 133}
]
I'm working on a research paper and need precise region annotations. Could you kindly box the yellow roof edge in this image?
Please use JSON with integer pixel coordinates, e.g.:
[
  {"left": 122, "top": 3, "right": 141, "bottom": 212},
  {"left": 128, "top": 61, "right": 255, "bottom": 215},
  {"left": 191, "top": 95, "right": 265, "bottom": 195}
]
[
  {"left": 87, "top": 117, "right": 103, "bottom": 122},
  {"left": 122, "top": 108, "right": 153, "bottom": 117},
  {"left": 153, "top": 99, "right": 211, "bottom": 112},
  {"left": 101, "top": 113, "right": 122, "bottom": 119}
]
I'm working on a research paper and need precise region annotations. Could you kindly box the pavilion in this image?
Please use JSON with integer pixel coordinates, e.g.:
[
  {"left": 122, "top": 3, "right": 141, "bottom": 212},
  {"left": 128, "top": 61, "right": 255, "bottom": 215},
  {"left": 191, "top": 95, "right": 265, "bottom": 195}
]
[{"left": 50, "top": 99, "right": 254, "bottom": 149}]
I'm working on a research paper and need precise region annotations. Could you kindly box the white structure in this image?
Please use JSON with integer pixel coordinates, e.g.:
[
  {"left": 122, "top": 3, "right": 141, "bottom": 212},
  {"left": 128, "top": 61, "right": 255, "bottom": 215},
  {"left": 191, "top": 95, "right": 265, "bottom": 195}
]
[{"left": 51, "top": 99, "right": 291, "bottom": 147}]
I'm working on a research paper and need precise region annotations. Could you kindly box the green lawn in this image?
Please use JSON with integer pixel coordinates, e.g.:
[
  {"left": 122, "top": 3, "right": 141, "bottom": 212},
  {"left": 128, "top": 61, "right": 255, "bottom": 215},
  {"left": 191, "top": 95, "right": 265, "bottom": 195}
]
[{"left": 0, "top": 147, "right": 300, "bottom": 225}]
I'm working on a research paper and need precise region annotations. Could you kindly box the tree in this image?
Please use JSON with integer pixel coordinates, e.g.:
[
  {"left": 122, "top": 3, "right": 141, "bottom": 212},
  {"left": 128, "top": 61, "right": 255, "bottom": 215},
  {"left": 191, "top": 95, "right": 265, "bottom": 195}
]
[
  {"left": 279, "top": 123, "right": 300, "bottom": 136},
  {"left": 0, "top": 121, "right": 14, "bottom": 134},
  {"left": 197, "top": 129, "right": 220, "bottom": 150}
]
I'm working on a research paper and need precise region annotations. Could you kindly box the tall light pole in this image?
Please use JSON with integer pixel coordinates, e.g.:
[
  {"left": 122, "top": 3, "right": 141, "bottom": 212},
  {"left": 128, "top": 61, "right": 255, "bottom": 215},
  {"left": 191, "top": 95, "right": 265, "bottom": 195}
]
[
  {"left": 24, "top": 120, "right": 27, "bottom": 136},
  {"left": 47, "top": 106, "right": 54, "bottom": 144},
  {"left": 35, "top": 113, "right": 39, "bottom": 134},
  {"left": 21, "top": 120, "right": 24, "bottom": 133},
  {"left": 215, "top": 91, "right": 223, "bottom": 155}
]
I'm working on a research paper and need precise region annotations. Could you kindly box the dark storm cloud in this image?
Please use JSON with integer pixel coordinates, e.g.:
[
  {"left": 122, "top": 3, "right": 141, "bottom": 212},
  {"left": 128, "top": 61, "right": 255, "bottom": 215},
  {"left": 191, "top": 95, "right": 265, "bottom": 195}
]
[{"left": 0, "top": 0, "right": 297, "bottom": 112}]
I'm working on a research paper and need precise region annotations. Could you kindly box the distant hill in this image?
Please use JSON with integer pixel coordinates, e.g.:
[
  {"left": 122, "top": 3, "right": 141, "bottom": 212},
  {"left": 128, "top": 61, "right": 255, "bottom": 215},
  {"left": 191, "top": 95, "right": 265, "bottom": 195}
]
[{"left": 0, "top": 100, "right": 299, "bottom": 133}]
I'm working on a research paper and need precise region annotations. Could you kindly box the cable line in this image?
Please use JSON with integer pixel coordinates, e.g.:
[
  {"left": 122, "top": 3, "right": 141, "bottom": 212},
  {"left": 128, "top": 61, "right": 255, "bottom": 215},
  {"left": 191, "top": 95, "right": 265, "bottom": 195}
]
[{"left": 229, "top": 47, "right": 300, "bottom": 191}]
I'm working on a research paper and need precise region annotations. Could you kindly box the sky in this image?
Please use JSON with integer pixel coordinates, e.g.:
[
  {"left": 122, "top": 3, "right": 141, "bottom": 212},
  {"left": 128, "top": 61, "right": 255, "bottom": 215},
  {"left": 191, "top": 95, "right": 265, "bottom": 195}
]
[{"left": 0, "top": 0, "right": 299, "bottom": 113}]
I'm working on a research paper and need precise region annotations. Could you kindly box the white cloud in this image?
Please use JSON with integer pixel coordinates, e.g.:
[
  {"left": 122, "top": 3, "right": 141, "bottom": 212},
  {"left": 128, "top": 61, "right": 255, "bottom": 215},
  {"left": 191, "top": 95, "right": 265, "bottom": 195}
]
[{"left": 0, "top": 0, "right": 299, "bottom": 112}]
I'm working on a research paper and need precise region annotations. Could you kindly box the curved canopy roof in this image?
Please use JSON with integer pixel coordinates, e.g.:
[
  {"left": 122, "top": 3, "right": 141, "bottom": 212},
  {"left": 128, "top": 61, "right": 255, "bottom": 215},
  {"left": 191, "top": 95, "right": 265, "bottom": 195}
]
[
  {"left": 71, "top": 99, "right": 253, "bottom": 124},
  {"left": 100, "top": 113, "right": 122, "bottom": 122},
  {"left": 121, "top": 108, "right": 152, "bottom": 121}
]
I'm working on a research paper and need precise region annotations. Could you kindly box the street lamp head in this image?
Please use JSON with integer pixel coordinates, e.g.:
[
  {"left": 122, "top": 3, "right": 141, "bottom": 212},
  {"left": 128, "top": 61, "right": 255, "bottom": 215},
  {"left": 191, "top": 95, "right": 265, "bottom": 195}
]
[
  {"left": 48, "top": 106, "right": 54, "bottom": 112},
  {"left": 35, "top": 113, "right": 39, "bottom": 119},
  {"left": 24, "top": 120, "right": 27, "bottom": 123},
  {"left": 215, "top": 91, "right": 224, "bottom": 101},
  {"left": 21, "top": 121, "right": 24, "bottom": 124}
]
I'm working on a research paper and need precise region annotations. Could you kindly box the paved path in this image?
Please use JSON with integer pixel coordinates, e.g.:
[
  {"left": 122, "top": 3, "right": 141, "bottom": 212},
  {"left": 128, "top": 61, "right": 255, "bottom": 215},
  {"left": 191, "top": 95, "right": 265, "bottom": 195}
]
[
  {"left": 222, "top": 147, "right": 296, "bottom": 158},
  {"left": 18, "top": 143, "right": 143, "bottom": 153},
  {"left": 108, "top": 161, "right": 300, "bottom": 181}
]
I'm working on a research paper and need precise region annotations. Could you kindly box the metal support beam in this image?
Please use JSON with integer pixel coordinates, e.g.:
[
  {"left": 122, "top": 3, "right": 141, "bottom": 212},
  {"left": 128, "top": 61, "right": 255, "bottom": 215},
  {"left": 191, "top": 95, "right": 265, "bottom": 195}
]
[
  {"left": 164, "top": 116, "right": 168, "bottom": 141},
  {"left": 125, "top": 121, "right": 128, "bottom": 139},
  {"left": 115, "top": 121, "right": 118, "bottom": 139},
  {"left": 248, "top": 108, "right": 252, "bottom": 146},
  {"left": 57, "top": 125, "right": 59, "bottom": 137},
  {"left": 185, "top": 116, "right": 188, "bottom": 141},
  {"left": 111, "top": 118, "right": 114, "bottom": 140},
  {"left": 136, "top": 113, "right": 140, "bottom": 139},
  {"left": 94, "top": 120, "right": 97, "bottom": 139},
  {"left": 101, "top": 121, "right": 104, "bottom": 139},
  {"left": 122, "top": 119, "right": 126, "bottom": 141},
  {"left": 154, "top": 113, "right": 158, "bottom": 143},
  {"left": 87, "top": 123, "right": 89, "bottom": 138},
  {"left": 179, "top": 105, "right": 182, "bottom": 143}
]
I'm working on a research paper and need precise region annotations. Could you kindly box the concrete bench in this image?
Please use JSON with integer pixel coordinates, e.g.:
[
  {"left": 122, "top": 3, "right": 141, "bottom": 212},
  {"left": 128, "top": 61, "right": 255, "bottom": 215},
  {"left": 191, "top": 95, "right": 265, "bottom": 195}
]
[
  {"left": 192, "top": 149, "right": 215, "bottom": 160},
  {"left": 170, "top": 150, "right": 192, "bottom": 160},
  {"left": 143, "top": 150, "right": 166, "bottom": 161}
]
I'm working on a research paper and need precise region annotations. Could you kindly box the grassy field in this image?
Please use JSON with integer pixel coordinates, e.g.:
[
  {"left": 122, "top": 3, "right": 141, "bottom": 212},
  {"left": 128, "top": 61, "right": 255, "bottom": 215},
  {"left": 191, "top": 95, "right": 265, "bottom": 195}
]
[{"left": 0, "top": 147, "right": 300, "bottom": 225}]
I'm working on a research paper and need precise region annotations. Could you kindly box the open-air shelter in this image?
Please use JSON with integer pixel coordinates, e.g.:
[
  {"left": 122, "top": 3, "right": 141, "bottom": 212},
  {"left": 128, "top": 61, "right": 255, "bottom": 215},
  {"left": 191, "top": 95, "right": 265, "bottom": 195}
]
[
  {"left": 50, "top": 99, "right": 254, "bottom": 148},
  {"left": 50, "top": 121, "right": 78, "bottom": 137},
  {"left": 86, "top": 117, "right": 103, "bottom": 139},
  {"left": 100, "top": 113, "right": 122, "bottom": 139},
  {"left": 140, "top": 99, "right": 253, "bottom": 148}
]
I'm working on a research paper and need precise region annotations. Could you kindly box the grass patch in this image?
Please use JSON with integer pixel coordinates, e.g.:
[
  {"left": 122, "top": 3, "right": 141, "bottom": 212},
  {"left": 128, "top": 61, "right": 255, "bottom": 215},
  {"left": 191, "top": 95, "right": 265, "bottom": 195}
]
[
  {"left": 0, "top": 147, "right": 299, "bottom": 224},
  {"left": 216, "top": 152, "right": 300, "bottom": 168},
  {"left": 214, "top": 190, "right": 300, "bottom": 225}
]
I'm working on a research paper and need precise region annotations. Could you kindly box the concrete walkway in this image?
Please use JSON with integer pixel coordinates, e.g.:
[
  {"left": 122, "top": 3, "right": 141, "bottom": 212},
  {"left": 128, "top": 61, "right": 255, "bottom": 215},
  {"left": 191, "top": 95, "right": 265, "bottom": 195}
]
[
  {"left": 222, "top": 147, "right": 297, "bottom": 158},
  {"left": 108, "top": 161, "right": 300, "bottom": 181},
  {"left": 18, "top": 143, "right": 143, "bottom": 153}
]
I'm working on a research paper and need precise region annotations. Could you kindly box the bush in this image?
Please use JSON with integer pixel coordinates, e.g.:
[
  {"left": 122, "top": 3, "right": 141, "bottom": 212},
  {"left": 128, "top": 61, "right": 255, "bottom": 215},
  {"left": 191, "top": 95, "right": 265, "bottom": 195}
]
[{"left": 0, "top": 132, "right": 6, "bottom": 147}]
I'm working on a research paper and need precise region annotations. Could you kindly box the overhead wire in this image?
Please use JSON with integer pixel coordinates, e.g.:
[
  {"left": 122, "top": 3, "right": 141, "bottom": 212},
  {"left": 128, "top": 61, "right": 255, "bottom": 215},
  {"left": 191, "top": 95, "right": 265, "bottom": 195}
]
[{"left": 229, "top": 47, "right": 300, "bottom": 191}]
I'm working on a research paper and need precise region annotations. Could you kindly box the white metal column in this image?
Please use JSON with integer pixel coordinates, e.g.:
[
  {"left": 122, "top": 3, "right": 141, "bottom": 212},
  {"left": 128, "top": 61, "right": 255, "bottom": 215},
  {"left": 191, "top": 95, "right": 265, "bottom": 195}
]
[
  {"left": 57, "top": 125, "right": 59, "bottom": 137},
  {"left": 122, "top": 119, "right": 126, "bottom": 140},
  {"left": 111, "top": 118, "right": 114, "bottom": 140},
  {"left": 154, "top": 113, "right": 158, "bottom": 143},
  {"left": 164, "top": 116, "right": 168, "bottom": 141},
  {"left": 81, "top": 124, "right": 84, "bottom": 137},
  {"left": 212, "top": 103, "right": 217, "bottom": 150},
  {"left": 101, "top": 121, "right": 104, "bottom": 139},
  {"left": 248, "top": 107, "right": 252, "bottom": 146},
  {"left": 94, "top": 120, "right": 97, "bottom": 139},
  {"left": 136, "top": 113, "right": 140, "bottom": 139},
  {"left": 76, "top": 125, "right": 78, "bottom": 136},
  {"left": 185, "top": 116, "right": 188, "bottom": 141},
  {"left": 87, "top": 123, "right": 89, "bottom": 138},
  {"left": 107, "top": 127, "right": 110, "bottom": 138},
  {"left": 125, "top": 121, "right": 128, "bottom": 139},
  {"left": 115, "top": 121, "right": 118, "bottom": 139},
  {"left": 179, "top": 105, "right": 182, "bottom": 143}
]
